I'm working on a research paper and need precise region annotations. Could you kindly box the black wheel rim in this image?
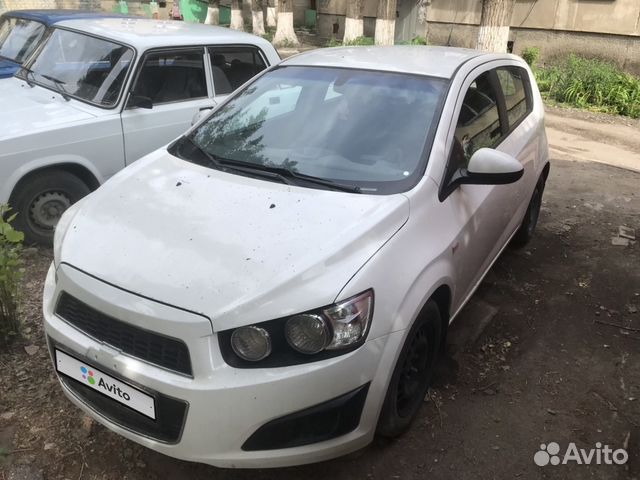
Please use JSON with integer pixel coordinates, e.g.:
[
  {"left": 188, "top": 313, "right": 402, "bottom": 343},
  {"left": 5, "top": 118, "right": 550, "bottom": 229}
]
[{"left": 396, "top": 324, "right": 431, "bottom": 418}]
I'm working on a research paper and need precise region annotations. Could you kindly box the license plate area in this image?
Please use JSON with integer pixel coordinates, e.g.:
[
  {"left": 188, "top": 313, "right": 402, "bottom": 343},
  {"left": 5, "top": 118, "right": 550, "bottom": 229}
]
[{"left": 55, "top": 349, "right": 156, "bottom": 420}]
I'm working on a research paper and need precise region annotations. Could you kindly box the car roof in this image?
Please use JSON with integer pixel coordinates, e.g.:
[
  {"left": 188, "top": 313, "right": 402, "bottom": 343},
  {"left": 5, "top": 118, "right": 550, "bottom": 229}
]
[
  {"left": 281, "top": 46, "right": 512, "bottom": 79},
  {"left": 54, "top": 18, "right": 275, "bottom": 52},
  {"left": 2, "top": 9, "right": 130, "bottom": 26}
]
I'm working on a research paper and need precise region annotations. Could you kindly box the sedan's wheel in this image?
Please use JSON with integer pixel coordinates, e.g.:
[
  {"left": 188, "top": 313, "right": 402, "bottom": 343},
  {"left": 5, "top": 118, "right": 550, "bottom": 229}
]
[
  {"left": 10, "top": 171, "right": 90, "bottom": 247},
  {"left": 377, "top": 300, "right": 442, "bottom": 438},
  {"left": 512, "top": 176, "right": 545, "bottom": 247},
  {"left": 30, "top": 192, "right": 72, "bottom": 231}
]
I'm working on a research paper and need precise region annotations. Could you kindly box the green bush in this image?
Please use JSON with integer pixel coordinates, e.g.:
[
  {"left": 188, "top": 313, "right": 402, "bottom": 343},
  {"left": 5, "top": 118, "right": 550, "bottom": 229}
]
[
  {"left": 397, "top": 36, "right": 428, "bottom": 45},
  {"left": 0, "top": 205, "right": 24, "bottom": 344},
  {"left": 521, "top": 47, "right": 540, "bottom": 68},
  {"left": 535, "top": 54, "right": 640, "bottom": 118},
  {"left": 325, "top": 36, "right": 374, "bottom": 47}
]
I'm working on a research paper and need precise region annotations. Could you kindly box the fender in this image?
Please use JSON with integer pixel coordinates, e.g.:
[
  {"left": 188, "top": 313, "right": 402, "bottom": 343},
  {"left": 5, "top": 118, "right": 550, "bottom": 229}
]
[{"left": 1, "top": 154, "right": 105, "bottom": 205}]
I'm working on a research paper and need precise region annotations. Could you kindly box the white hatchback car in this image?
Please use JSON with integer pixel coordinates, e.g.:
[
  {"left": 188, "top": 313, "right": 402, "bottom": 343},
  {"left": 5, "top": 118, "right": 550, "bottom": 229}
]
[
  {"left": 44, "top": 46, "right": 549, "bottom": 468},
  {"left": 0, "top": 18, "right": 279, "bottom": 245}
]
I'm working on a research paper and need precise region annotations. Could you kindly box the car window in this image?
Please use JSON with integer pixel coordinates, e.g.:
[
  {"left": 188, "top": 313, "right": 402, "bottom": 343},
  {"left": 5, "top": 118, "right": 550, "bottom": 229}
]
[
  {"left": 209, "top": 46, "right": 267, "bottom": 96},
  {"left": 23, "top": 28, "right": 134, "bottom": 107},
  {"left": 133, "top": 49, "right": 207, "bottom": 104},
  {"left": 496, "top": 66, "right": 531, "bottom": 129},
  {"left": 450, "top": 71, "right": 503, "bottom": 172},
  {"left": 0, "top": 17, "right": 46, "bottom": 64}
]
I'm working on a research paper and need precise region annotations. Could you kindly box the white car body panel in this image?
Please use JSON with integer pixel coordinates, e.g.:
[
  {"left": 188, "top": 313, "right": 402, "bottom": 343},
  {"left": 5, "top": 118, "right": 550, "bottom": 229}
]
[
  {"left": 57, "top": 151, "right": 410, "bottom": 331},
  {"left": 44, "top": 46, "right": 550, "bottom": 468}
]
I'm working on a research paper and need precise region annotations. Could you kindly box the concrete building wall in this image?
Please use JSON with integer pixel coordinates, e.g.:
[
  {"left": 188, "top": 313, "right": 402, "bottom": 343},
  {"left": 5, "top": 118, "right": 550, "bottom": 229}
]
[
  {"left": 426, "top": 22, "right": 640, "bottom": 76},
  {"left": 427, "top": 0, "right": 640, "bottom": 37},
  {"left": 317, "top": 0, "right": 640, "bottom": 74}
]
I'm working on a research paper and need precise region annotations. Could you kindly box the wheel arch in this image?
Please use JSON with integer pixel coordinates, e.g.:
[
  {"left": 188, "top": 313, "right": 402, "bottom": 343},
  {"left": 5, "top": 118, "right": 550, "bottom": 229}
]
[
  {"left": 541, "top": 161, "right": 550, "bottom": 182},
  {"left": 7, "top": 161, "right": 102, "bottom": 206}
]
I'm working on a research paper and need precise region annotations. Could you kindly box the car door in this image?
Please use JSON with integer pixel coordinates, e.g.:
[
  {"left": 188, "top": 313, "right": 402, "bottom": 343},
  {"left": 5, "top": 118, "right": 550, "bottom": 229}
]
[
  {"left": 492, "top": 64, "right": 538, "bottom": 244},
  {"left": 439, "top": 64, "right": 520, "bottom": 307},
  {"left": 120, "top": 47, "right": 215, "bottom": 164}
]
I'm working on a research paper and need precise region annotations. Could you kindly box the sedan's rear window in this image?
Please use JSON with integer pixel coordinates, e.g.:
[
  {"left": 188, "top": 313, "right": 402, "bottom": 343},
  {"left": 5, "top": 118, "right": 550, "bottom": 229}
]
[{"left": 180, "top": 66, "right": 447, "bottom": 194}]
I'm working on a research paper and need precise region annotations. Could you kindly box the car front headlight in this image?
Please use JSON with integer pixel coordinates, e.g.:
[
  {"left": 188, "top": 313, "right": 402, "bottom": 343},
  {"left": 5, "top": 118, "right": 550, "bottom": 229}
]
[{"left": 218, "top": 289, "right": 374, "bottom": 368}]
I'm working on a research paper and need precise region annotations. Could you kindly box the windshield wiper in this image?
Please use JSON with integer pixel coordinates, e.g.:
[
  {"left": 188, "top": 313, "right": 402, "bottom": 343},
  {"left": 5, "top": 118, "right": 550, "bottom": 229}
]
[
  {"left": 41, "top": 74, "right": 70, "bottom": 101},
  {"left": 214, "top": 158, "right": 362, "bottom": 193},
  {"left": 18, "top": 65, "right": 36, "bottom": 87},
  {"left": 181, "top": 136, "right": 295, "bottom": 186}
]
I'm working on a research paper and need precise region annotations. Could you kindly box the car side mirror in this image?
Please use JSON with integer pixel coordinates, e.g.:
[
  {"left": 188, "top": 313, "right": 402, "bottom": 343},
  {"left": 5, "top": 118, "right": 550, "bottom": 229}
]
[
  {"left": 464, "top": 148, "right": 524, "bottom": 185},
  {"left": 127, "top": 94, "right": 153, "bottom": 109},
  {"left": 440, "top": 148, "right": 524, "bottom": 201},
  {"left": 191, "top": 107, "right": 212, "bottom": 126}
]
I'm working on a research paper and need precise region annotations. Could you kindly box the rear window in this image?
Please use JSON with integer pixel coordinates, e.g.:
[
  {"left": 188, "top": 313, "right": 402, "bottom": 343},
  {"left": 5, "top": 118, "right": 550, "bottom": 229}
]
[
  {"left": 209, "top": 46, "right": 267, "bottom": 96},
  {"left": 496, "top": 66, "right": 532, "bottom": 129}
]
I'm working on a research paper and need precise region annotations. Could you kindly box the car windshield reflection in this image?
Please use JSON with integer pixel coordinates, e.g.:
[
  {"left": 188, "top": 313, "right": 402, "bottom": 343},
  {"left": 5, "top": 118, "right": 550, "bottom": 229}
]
[{"left": 176, "top": 66, "right": 447, "bottom": 194}]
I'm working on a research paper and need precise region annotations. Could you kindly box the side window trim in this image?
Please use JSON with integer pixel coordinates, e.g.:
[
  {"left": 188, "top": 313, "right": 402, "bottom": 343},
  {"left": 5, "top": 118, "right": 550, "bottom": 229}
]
[
  {"left": 438, "top": 62, "right": 509, "bottom": 201},
  {"left": 496, "top": 65, "right": 534, "bottom": 137},
  {"left": 126, "top": 45, "right": 208, "bottom": 109},
  {"left": 490, "top": 68, "right": 510, "bottom": 137}
]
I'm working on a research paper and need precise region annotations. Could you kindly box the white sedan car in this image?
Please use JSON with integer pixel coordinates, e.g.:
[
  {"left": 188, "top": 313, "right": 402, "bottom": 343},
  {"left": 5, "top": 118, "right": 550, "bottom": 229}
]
[
  {"left": 0, "top": 18, "right": 279, "bottom": 245},
  {"left": 44, "top": 46, "right": 549, "bottom": 468}
]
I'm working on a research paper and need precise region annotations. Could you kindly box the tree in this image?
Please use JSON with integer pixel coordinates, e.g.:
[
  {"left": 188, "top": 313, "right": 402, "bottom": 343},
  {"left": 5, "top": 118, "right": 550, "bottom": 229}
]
[
  {"left": 375, "top": 0, "right": 396, "bottom": 46},
  {"left": 476, "top": 0, "right": 515, "bottom": 53},
  {"left": 417, "top": 0, "right": 428, "bottom": 37},
  {"left": 252, "top": 0, "right": 266, "bottom": 36},
  {"left": 266, "top": 0, "right": 278, "bottom": 28},
  {"left": 272, "top": 0, "right": 299, "bottom": 47},
  {"left": 343, "top": 0, "right": 364, "bottom": 43},
  {"left": 205, "top": 0, "right": 220, "bottom": 25},
  {"left": 230, "top": 0, "right": 244, "bottom": 30}
]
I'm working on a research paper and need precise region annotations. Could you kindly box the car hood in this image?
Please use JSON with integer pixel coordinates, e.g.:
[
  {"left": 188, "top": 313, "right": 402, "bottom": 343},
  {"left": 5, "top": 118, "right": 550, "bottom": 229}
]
[
  {"left": 0, "top": 79, "right": 95, "bottom": 140},
  {"left": 59, "top": 151, "right": 410, "bottom": 331},
  {"left": 0, "top": 58, "right": 19, "bottom": 79}
]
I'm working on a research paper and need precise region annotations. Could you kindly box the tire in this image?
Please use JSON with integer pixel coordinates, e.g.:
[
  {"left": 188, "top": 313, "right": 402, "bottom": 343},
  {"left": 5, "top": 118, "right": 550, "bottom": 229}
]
[
  {"left": 10, "top": 171, "right": 90, "bottom": 247},
  {"left": 511, "top": 175, "right": 545, "bottom": 247},
  {"left": 377, "top": 300, "right": 442, "bottom": 438}
]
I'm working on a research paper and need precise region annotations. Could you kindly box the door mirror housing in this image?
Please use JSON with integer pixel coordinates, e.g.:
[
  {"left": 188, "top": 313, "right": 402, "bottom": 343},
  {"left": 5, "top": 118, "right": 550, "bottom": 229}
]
[
  {"left": 127, "top": 94, "right": 153, "bottom": 109},
  {"left": 440, "top": 148, "right": 524, "bottom": 201},
  {"left": 191, "top": 107, "right": 212, "bottom": 126},
  {"left": 465, "top": 148, "right": 524, "bottom": 184}
]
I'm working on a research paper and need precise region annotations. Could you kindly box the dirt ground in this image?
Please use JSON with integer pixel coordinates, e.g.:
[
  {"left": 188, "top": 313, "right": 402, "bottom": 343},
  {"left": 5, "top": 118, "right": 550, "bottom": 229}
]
[{"left": 1, "top": 107, "right": 639, "bottom": 480}]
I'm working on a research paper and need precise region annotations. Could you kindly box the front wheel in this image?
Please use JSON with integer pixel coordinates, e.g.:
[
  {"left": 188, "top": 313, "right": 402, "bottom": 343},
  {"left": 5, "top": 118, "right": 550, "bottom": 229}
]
[
  {"left": 377, "top": 300, "right": 442, "bottom": 438},
  {"left": 10, "top": 171, "right": 90, "bottom": 247}
]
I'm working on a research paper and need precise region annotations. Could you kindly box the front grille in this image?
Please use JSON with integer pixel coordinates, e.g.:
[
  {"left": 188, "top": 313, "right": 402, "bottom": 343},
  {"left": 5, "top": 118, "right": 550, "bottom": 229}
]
[
  {"left": 55, "top": 292, "right": 192, "bottom": 376},
  {"left": 52, "top": 343, "right": 188, "bottom": 444}
]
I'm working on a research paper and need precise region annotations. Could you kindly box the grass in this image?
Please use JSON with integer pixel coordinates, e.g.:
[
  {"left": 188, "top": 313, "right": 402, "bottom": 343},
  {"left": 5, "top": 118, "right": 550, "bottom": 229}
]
[
  {"left": 534, "top": 54, "right": 640, "bottom": 119},
  {"left": 325, "top": 36, "right": 374, "bottom": 47}
]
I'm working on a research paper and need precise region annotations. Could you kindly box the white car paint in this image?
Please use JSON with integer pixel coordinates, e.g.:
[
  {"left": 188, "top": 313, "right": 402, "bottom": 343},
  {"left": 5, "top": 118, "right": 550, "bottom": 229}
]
[
  {"left": 0, "top": 18, "right": 279, "bottom": 242},
  {"left": 43, "top": 46, "right": 550, "bottom": 468}
]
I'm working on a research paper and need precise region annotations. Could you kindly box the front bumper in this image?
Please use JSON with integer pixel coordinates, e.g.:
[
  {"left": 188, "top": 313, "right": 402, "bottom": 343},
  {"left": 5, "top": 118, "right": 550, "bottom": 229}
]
[{"left": 43, "top": 263, "right": 404, "bottom": 468}]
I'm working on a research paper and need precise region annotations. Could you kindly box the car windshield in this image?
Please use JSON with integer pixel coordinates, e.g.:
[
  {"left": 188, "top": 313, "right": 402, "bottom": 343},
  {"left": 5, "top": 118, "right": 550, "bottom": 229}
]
[
  {"left": 19, "top": 28, "right": 134, "bottom": 107},
  {"left": 177, "top": 66, "right": 447, "bottom": 194},
  {"left": 0, "top": 17, "right": 46, "bottom": 64}
]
